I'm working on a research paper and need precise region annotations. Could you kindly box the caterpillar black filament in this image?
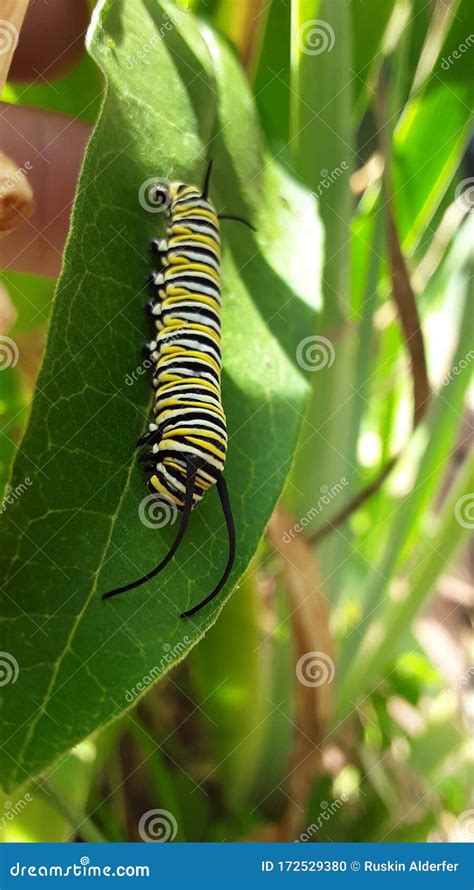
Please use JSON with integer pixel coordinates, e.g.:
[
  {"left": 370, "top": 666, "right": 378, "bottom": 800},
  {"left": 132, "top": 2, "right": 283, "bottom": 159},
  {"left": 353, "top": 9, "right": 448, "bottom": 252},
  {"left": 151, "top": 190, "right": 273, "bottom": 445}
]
[{"left": 102, "top": 162, "right": 253, "bottom": 618}]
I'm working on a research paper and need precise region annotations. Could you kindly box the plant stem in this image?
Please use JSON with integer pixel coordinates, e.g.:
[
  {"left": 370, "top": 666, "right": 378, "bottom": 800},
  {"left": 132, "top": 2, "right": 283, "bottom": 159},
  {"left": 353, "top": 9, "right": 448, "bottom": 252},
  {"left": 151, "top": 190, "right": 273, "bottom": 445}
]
[{"left": 36, "top": 778, "right": 107, "bottom": 843}]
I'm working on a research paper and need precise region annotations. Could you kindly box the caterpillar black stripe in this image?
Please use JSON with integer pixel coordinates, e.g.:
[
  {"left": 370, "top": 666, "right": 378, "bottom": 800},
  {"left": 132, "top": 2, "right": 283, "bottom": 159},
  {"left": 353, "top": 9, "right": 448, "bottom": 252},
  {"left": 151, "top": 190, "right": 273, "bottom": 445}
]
[{"left": 102, "top": 162, "right": 254, "bottom": 618}]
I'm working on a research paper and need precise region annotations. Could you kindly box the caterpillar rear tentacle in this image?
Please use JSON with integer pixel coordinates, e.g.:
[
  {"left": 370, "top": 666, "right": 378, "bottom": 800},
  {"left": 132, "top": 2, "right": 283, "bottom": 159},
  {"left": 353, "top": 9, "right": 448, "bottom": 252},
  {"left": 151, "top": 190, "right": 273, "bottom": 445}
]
[
  {"left": 180, "top": 475, "right": 235, "bottom": 618},
  {"left": 102, "top": 463, "right": 198, "bottom": 602},
  {"left": 101, "top": 160, "right": 251, "bottom": 617}
]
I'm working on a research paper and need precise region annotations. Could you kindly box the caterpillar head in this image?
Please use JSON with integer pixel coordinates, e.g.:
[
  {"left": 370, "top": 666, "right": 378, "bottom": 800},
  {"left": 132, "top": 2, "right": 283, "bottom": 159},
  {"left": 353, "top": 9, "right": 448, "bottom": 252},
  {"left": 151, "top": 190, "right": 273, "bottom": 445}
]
[
  {"left": 150, "top": 182, "right": 172, "bottom": 213},
  {"left": 151, "top": 181, "right": 203, "bottom": 212}
]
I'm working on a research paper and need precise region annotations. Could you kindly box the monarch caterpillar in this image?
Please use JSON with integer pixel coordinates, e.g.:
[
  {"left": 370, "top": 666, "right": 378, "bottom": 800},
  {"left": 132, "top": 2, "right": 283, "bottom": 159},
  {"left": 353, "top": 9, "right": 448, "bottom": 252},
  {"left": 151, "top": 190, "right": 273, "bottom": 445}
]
[{"left": 102, "top": 161, "right": 253, "bottom": 618}]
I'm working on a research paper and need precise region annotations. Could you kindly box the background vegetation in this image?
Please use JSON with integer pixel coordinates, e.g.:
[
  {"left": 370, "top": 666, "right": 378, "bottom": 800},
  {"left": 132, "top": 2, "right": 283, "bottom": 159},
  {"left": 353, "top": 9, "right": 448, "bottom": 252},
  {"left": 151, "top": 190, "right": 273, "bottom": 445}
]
[{"left": 0, "top": 0, "right": 472, "bottom": 843}]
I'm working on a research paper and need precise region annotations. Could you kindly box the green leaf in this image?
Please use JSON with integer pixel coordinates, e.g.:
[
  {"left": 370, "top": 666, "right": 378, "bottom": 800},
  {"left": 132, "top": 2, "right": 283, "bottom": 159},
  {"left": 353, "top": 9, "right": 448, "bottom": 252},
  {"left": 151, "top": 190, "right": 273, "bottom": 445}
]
[
  {"left": 392, "top": 87, "right": 472, "bottom": 254},
  {"left": 351, "top": 0, "right": 397, "bottom": 119},
  {"left": 291, "top": 0, "right": 352, "bottom": 328},
  {"left": 354, "top": 0, "right": 474, "bottom": 264},
  {"left": 253, "top": 0, "right": 291, "bottom": 151},
  {"left": 288, "top": 0, "right": 356, "bottom": 598},
  {"left": 0, "top": 0, "right": 321, "bottom": 792}
]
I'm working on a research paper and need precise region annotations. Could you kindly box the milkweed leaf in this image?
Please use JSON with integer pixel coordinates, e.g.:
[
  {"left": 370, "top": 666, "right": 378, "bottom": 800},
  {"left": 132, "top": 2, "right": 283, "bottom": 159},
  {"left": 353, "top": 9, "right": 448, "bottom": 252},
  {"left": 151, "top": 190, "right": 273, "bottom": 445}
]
[{"left": 0, "top": 0, "right": 321, "bottom": 791}]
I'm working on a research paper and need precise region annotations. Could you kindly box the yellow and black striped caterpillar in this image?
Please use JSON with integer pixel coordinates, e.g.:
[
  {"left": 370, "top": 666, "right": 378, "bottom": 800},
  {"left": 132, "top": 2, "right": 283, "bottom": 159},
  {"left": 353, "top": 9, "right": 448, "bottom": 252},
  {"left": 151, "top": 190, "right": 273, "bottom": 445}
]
[{"left": 103, "top": 162, "right": 252, "bottom": 618}]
